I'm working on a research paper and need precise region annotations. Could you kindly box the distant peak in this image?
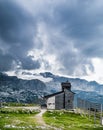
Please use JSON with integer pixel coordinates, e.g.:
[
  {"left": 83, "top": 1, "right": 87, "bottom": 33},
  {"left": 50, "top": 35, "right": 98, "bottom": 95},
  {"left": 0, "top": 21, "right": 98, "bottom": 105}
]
[
  {"left": 0, "top": 72, "right": 8, "bottom": 76},
  {"left": 40, "top": 72, "right": 54, "bottom": 78}
]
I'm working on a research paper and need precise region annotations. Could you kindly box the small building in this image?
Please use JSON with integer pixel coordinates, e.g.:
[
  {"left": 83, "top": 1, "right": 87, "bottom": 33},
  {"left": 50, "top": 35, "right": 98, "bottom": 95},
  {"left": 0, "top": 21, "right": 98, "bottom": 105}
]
[{"left": 44, "top": 81, "right": 75, "bottom": 110}]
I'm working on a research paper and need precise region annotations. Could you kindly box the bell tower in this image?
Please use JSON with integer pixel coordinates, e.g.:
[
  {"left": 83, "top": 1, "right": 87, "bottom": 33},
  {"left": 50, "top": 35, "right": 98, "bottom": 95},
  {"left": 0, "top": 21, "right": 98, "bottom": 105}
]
[{"left": 61, "top": 81, "right": 71, "bottom": 91}]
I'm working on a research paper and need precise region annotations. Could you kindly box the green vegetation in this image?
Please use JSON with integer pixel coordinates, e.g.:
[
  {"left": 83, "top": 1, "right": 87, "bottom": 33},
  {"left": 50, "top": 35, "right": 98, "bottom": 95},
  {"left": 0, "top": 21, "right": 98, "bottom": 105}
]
[
  {"left": 0, "top": 107, "right": 40, "bottom": 130},
  {"left": 1, "top": 107, "right": 103, "bottom": 130},
  {"left": 0, "top": 107, "right": 40, "bottom": 114},
  {"left": 1, "top": 102, "right": 39, "bottom": 107},
  {"left": 43, "top": 110, "right": 103, "bottom": 130}
]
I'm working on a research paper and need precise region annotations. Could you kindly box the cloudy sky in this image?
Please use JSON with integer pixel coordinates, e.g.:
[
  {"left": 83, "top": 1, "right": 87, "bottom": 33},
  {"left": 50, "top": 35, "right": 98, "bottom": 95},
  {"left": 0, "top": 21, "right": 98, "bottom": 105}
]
[{"left": 1, "top": 0, "right": 103, "bottom": 83}]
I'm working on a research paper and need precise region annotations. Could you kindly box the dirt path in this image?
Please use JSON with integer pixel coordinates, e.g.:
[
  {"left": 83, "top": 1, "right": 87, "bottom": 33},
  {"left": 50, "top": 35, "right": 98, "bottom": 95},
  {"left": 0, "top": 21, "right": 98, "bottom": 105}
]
[
  {"left": 35, "top": 109, "right": 47, "bottom": 125},
  {"left": 35, "top": 109, "right": 62, "bottom": 130}
]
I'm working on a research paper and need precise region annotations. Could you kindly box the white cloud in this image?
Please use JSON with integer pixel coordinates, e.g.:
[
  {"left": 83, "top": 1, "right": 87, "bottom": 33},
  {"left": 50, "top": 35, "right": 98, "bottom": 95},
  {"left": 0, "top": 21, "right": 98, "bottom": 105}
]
[{"left": 81, "top": 58, "right": 103, "bottom": 84}]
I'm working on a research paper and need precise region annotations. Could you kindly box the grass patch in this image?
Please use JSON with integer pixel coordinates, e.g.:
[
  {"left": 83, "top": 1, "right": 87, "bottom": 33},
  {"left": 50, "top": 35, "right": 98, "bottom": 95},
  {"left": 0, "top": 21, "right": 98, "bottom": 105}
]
[
  {"left": 1, "top": 102, "right": 39, "bottom": 107},
  {"left": 0, "top": 107, "right": 40, "bottom": 114},
  {"left": 0, "top": 107, "right": 41, "bottom": 130},
  {"left": 43, "top": 110, "right": 103, "bottom": 130},
  {"left": 1, "top": 107, "right": 103, "bottom": 130}
]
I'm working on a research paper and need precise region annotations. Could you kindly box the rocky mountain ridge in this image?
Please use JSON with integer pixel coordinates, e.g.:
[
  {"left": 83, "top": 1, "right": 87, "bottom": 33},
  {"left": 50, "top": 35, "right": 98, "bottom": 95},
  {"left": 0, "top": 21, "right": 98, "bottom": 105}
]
[
  {"left": 40, "top": 72, "right": 103, "bottom": 104},
  {"left": 0, "top": 72, "right": 47, "bottom": 103},
  {"left": 40, "top": 72, "right": 103, "bottom": 95},
  {"left": 0, "top": 72, "right": 103, "bottom": 104}
]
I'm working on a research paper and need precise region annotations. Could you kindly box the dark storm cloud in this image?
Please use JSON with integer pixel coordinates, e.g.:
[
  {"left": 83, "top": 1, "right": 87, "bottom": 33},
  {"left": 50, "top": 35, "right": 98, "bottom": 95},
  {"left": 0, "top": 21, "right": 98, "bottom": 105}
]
[
  {"left": 53, "top": 0, "right": 103, "bottom": 57},
  {"left": 1, "top": 0, "right": 103, "bottom": 76},
  {"left": 20, "top": 56, "right": 40, "bottom": 70},
  {"left": 0, "top": 0, "right": 40, "bottom": 71},
  {"left": 36, "top": 0, "right": 103, "bottom": 75},
  {"left": 0, "top": 0, "right": 32, "bottom": 44},
  {"left": 0, "top": 49, "right": 14, "bottom": 71}
]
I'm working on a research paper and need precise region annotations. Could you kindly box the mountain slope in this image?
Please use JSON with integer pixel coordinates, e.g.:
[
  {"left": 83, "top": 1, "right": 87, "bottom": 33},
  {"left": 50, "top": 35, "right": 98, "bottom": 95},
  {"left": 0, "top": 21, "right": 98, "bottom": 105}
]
[
  {"left": 40, "top": 72, "right": 103, "bottom": 94},
  {"left": 40, "top": 72, "right": 103, "bottom": 104},
  {"left": 0, "top": 72, "right": 103, "bottom": 104},
  {"left": 0, "top": 72, "right": 47, "bottom": 103}
]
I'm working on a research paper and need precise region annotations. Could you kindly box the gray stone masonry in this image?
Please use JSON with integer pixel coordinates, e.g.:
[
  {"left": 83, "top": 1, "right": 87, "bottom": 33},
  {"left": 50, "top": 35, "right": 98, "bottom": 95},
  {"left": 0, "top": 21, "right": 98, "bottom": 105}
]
[{"left": 55, "top": 93, "right": 64, "bottom": 109}]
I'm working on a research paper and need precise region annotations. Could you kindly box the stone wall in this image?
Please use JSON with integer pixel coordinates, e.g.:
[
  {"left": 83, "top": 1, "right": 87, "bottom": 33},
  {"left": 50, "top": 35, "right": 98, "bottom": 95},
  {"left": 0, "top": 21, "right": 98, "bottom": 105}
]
[
  {"left": 64, "top": 90, "right": 74, "bottom": 109},
  {"left": 46, "top": 89, "right": 74, "bottom": 110},
  {"left": 55, "top": 93, "right": 64, "bottom": 110}
]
